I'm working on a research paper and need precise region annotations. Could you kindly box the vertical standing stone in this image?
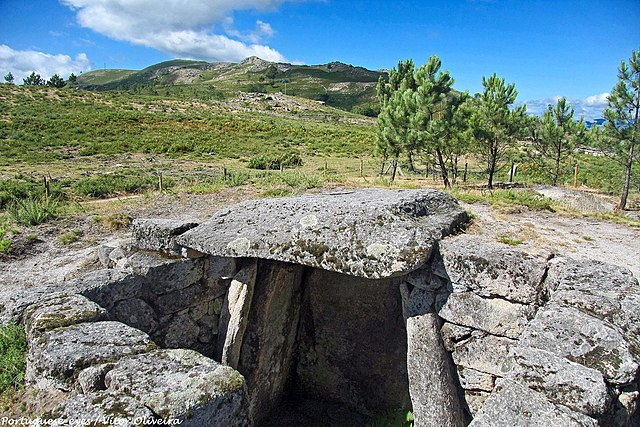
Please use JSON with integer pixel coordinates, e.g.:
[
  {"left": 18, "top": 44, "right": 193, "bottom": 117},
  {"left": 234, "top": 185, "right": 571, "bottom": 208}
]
[
  {"left": 237, "top": 260, "right": 305, "bottom": 423},
  {"left": 217, "top": 260, "right": 258, "bottom": 368},
  {"left": 402, "top": 282, "right": 470, "bottom": 427}
]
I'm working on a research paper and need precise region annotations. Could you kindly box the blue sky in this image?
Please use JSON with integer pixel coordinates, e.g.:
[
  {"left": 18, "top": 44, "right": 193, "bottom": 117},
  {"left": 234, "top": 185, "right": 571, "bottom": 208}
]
[{"left": 1, "top": 0, "right": 639, "bottom": 119}]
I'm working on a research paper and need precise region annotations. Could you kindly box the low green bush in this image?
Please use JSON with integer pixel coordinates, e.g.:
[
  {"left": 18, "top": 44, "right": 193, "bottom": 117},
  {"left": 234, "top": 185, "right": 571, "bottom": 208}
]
[
  {"left": 72, "top": 172, "right": 164, "bottom": 198},
  {"left": 247, "top": 152, "right": 303, "bottom": 170},
  {"left": 8, "top": 196, "right": 61, "bottom": 226},
  {"left": 0, "top": 324, "right": 26, "bottom": 392}
]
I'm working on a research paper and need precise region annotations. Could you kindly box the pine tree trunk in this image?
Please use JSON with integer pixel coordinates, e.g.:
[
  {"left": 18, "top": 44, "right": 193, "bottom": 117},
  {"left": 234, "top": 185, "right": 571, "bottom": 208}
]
[
  {"left": 391, "top": 158, "right": 398, "bottom": 182},
  {"left": 436, "top": 148, "right": 450, "bottom": 189},
  {"left": 619, "top": 102, "right": 639, "bottom": 210},
  {"left": 407, "top": 151, "right": 416, "bottom": 173}
]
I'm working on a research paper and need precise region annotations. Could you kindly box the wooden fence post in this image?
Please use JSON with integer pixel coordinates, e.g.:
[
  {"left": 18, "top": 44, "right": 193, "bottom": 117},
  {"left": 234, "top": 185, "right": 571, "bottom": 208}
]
[
  {"left": 158, "top": 173, "right": 163, "bottom": 192},
  {"left": 43, "top": 176, "right": 50, "bottom": 198},
  {"left": 574, "top": 163, "right": 579, "bottom": 188}
]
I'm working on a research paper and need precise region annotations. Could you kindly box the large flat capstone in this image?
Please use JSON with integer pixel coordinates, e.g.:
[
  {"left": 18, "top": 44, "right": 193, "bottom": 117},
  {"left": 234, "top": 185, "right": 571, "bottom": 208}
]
[{"left": 176, "top": 189, "right": 468, "bottom": 279}]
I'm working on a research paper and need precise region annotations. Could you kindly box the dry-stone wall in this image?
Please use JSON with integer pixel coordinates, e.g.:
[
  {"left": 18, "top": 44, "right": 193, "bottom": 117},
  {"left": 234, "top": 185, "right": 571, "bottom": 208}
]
[{"left": 2, "top": 188, "right": 638, "bottom": 426}]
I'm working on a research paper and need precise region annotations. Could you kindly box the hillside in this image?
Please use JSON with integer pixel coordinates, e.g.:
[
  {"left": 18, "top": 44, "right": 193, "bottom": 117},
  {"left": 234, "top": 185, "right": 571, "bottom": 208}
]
[{"left": 76, "top": 57, "right": 387, "bottom": 114}]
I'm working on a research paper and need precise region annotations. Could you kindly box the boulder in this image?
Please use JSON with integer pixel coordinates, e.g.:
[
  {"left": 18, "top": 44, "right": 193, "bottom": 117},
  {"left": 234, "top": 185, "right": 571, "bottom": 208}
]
[
  {"left": 176, "top": 189, "right": 468, "bottom": 279},
  {"left": 469, "top": 379, "right": 599, "bottom": 427},
  {"left": 504, "top": 346, "right": 611, "bottom": 417},
  {"left": 26, "top": 321, "right": 156, "bottom": 389},
  {"left": 105, "top": 349, "right": 249, "bottom": 426},
  {"left": 439, "top": 234, "right": 547, "bottom": 304},
  {"left": 23, "top": 293, "right": 107, "bottom": 337},
  {"left": 131, "top": 218, "right": 198, "bottom": 254},
  {"left": 520, "top": 303, "right": 638, "bottom": 384},
  {"left": 438, "top": 291, "right": 534, "bottom": 339},
  {"left": 111, "top": 297, "right": 158, "bottom": 334},
  {"left": 545, "top": 257, "right": 640, "bottom": 355},
  {"left": 73, "top": 269, "right": 145, "bottom": 311},
  {"left": 45, "top": 391, "right": 157, "bottom": 425},
  {"left": 451, "top": 331, "right": 516, "bottom": 377}
]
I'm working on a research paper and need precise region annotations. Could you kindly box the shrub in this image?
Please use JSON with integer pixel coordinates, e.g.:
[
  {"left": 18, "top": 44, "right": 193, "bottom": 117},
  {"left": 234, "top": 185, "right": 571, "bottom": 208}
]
[
  {"left": 0, "top": 324, "right": 26, "bottom": 392},
  {"left": 72, "top": 173, "right": 161, "bottom": 198},
  {"left": 8, "top": 196, "right": 61, "bottom": 226},
  {"left": 247, "top": 152, "right": 303, "bottom": 170}
]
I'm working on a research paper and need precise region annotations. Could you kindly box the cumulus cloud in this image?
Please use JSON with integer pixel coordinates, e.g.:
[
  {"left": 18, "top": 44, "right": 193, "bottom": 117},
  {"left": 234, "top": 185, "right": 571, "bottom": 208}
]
[
  {"left": 520, "top": 92, "right": 610, "bottom": 120},
  {"left": 61, "top": 0, "right": 288, "bottom": 62},
  {"left": 0, "top": 44, "right": 91, "bottom": 83}
]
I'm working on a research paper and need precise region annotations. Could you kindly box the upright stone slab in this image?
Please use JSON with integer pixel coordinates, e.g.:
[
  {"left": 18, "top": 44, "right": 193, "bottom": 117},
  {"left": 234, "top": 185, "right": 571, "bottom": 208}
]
[
  {"left": 237, "top": 260, "right": 304, "bottom": 423},
  {"left": 217, "top": 260, "right": 258, "bottom": 367},
  {"left": 177, "top": 189, "right": 468, "bottom": 279}
]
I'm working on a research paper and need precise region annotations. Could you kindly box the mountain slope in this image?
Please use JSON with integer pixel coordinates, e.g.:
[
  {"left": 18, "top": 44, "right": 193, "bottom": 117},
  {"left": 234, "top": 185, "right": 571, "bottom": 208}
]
[{"left": 76, "top": 57, "right": 387, "bottom": 114}]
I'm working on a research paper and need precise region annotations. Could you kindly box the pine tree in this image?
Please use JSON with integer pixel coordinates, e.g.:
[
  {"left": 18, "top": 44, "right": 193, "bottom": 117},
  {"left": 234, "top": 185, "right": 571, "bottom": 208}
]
[
  {"left": 603, "top": 49, "right": 639, "bottom": 210},
  {"left": 470, "top": 74, "right": 526, "bottom": 189},
  {"left": 47, "top": 74, "right": 66, "bottom": 88},
  {"left": 407, "top": 56, "right": 458, "bottom": 187},
  {"left": 376, "top": 60, "right": 416, "bottom": 181},
  {"left": 3, "top": 72, "right": 14, "bottom": 84},
  {"left": 533, "top": 97, "right": 584, "bottom": 185},
  {"left": 23, "top": 72, "right": 44, "bottom": 86}
]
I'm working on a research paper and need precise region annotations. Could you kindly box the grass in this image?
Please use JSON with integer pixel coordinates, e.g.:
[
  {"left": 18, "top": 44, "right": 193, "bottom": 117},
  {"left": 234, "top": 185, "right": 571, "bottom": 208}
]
[
  {"left": 7, "top": 196, "right": 61, "bottom": 226},
  {"left": 450, "top": 188, "right": 556, "bottom": 212},
  {"left": 59, "top": 229, "right": 81, "bottom": 245},
  {"left": 0, "top": 220, "right": 12, "bottom": 254},
  {"left": 0, "top": 324, "right": 26, "bottom": 393},
  {"left": 497, "top": 233, "right": 525, "bottom": 246}
]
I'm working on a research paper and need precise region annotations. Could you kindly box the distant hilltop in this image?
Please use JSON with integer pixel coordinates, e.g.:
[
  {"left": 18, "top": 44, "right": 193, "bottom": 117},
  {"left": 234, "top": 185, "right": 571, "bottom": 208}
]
[{"left": 76, "top": 57, "right": 389, "bottom": 115}]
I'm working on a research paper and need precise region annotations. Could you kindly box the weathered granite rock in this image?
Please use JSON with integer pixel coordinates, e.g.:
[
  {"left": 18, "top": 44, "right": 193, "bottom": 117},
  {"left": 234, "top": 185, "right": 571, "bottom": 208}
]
[
  {"left": 132, "top": 218, "right": 198, "bottom": 253},
  {"left": 440, "top": 322, "right": 473, "bottom": 351},
  {"left": 112, "top": 297, "right": 158, "bottom": 333},
  {"left": 406, "top": 312, "right": 470, "bottom": 427},
  {"left": 545, "top": 257, "right": 640, "bottom": 355},
  {"left": 457, "top": 367, "right": 495, "bottom": 392},
  {"left": 520, "top": 303, "right": 638, "bottom": 384},
  {"left": 128, "top": 252, "right": 205, "bottom": 296},
  {"left": 237, "top": 260, "right": 304, "bottom": 422},
  {"left": 105, "top": 349, "right": 249, "bottom": 426},
  {"left": 26, "top": 321, "right": 156, "bottom": 389},
  {"left": 160, "top": 310, "right": 200, "bottom": 349},
  {"left": 451, "top": 331, "right": 516, "bottom": 377},
  {"left": 177, "top": 189, "right": 468, "bottom": 279},
  {"left": 77, "top": 363, "right": 113, "bottom": 393},
  {"left": 23, "top": 293, "right": 107, "bottom": 337},
  {"left": 438, "top": 291, "right": 534, "bottom": 339},
  {"left": 440, "top": 234, "right": 547, "bottom": 304},
  {"left": 469, "top": 379, "right": 599, "bottom": 427},
  {"left": 45, "top": 391, "right": 158, "bottom": 425},
  {"left": 218, "top": 260, "right": 257, "bottom": 368},
  {"left": 296, "top": 268, "right": 410, "bottom": 415},
  {"left": 504, "top": 346, "right": 611, "bottom": 417},
  {"left": 73, "top": 269, "right": 145, "bottom": 311}
]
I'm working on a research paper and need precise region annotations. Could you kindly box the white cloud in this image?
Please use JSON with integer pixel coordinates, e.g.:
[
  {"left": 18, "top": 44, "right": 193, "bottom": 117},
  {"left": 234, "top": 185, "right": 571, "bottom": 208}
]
[
  {"left": 60, "top": 0, "right": 288, "bottom": 62},
  {"left": 520, "top": 92, "right": 611, "bottom": 120},
  {"left": 0, "top": 44, "right": 91, "bottom": 83}
]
